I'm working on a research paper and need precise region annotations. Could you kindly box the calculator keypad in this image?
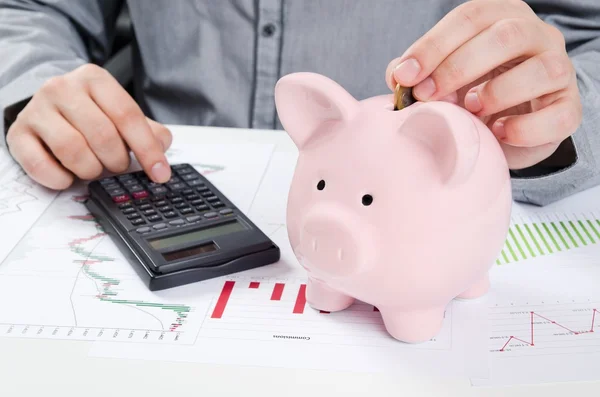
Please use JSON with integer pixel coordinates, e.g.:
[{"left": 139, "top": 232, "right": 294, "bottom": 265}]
[{"left": 98, "top": 164, "right": 234, "bottom": 229}]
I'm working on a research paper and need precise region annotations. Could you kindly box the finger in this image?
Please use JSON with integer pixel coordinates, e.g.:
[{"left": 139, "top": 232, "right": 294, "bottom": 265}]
[
  {"left": 492, "top": 96, "right": 582, "bottom": 147},
  {"left": 386, "top": 0, "right": 536, "bottom": 90},
  {"left": 8, "top": 129, "right": 74, "bottom": 190},
  {"left": 415, "top": 18, "right": 553, "bottom": 101},
  {"left": 500, "top": 141, "right": 561, "bottom": 170},
  {"left": 464, "top": 50, "right": 574, "bottom": 116},
  {"left": 55, "top": 89, "right": 131, "bottom": 173},
  {"left": 73, "top": 65, "right": 171, "bottom": 183},
  {"left": 146, "top": 117, "right": 173, "bottom": 152},
  {"left": 30, "top": 107, "right": 104, "bottom": 180}
]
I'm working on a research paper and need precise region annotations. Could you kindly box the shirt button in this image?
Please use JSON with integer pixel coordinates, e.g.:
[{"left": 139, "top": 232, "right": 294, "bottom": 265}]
[{"left": 262, "top": 23, "right": 276, "bottom": 37}]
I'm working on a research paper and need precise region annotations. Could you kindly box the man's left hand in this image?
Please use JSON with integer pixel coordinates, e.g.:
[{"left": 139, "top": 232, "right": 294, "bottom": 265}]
[{"left": 386, "top": 0, "right": 582, "bottom": 170}]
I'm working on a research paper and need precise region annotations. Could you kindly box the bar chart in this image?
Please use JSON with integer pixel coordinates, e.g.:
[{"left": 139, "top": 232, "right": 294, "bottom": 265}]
[
  {"left": 199, "top": 277, "right": 452, "bottom": 350},
  {"left": 496, "top": 211, "right": 600, "bottom": 265}
]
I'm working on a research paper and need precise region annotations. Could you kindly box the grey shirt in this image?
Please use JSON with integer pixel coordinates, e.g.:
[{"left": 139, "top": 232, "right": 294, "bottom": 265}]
[{"left": 1, "top": 0, "right": 599, "bottom": 206}]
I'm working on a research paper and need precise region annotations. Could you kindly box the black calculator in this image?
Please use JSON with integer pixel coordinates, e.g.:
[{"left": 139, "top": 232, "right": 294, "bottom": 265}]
[{"left": 84, "top": 163, "right": 280, "bottom": 290}]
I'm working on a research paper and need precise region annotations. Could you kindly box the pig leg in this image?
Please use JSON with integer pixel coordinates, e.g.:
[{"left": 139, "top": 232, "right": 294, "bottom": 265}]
[
  {"left": 306, "top": 277, "right": 354, "bottom": 312},
  {"left": 457, "top": 273, "right": 490, "bottom": 299},
  {"left": 378, "top": 306, "right": 446, "bottom": 343}
]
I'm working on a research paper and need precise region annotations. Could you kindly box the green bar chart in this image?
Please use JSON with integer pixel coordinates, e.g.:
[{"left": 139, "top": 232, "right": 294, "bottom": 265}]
[{"left": 496, "top": 212, "right": 600, "bottom": 265}]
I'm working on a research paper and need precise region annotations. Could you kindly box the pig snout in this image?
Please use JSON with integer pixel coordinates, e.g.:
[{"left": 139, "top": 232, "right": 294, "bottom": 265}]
[{"left": 298, "top": 207, "right": 364, "bottom": 277}]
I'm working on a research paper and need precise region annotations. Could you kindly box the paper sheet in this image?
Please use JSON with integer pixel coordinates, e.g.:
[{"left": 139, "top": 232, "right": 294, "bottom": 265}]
[
  {"left": 472, "top": 259, "right": 600, "bottom": 386},
  {"left": 0, "top": 142, "right": 275, "bottom": 345}
]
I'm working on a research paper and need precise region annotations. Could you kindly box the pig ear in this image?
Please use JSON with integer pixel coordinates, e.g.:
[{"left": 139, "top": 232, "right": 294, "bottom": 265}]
[
  {"left": 274, "top": 72, "right": 359, "bottom": 149},
  {"left": 399, "top": 103, "right": 480, "bottom": 185}
]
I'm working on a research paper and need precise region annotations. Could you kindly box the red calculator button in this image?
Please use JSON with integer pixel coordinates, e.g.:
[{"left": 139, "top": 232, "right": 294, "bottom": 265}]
[
  {"left": 132, "top": 190, "right": 149, "bottom": 199},
  {"left": 112, "top": 194, "right": 131, "bottom": 203}
]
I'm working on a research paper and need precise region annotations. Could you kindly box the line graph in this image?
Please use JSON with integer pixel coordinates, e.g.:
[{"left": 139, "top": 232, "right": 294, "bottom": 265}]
[
  {"left": 496, "top": 211, "right": 600, "bottom": 265},
  {"left": 490, "top": 301, "right": 600, "bottom": 356},
  {"left": 499, "top": 309, "right": 597, "bottom": 351}
]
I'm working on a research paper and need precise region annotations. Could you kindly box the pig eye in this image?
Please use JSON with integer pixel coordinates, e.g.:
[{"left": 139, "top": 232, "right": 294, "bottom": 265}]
[
  {"left": 362, "top": 194, "right": 373, "bottom": 206},
  {"left": 317, "top": 180, "right": 326, "bottom": 190}
]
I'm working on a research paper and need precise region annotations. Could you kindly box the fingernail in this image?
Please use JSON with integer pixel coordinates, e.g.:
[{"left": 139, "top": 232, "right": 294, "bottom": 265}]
[
  {"left": 464, "top": 89, "right": 482, "bottom": 113},
  {"left": 393, "top": 58, "right": 421, "bottom": 85},
  {"left": 492, "top": 120, "right": 506, "bottom": 139},
  {"left": 413, "top": 77, "right": 436, "bottom": 100},
  {"left": 151, "top": 161, "right": 171, "bottom": 182}
]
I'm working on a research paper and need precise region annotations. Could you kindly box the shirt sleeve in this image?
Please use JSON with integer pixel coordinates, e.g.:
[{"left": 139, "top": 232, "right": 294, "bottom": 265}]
[
  {"left": 510, "top": 0, "right": 600, "bottom": 206},
  {"left": 0, "top": 0, "right": 123, "bottom": 146}
]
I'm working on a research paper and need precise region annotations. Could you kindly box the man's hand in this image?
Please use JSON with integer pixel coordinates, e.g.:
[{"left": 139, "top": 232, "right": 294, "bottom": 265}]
[
  {"left": 6, "top": 64, "right": 172, "bottom": 190},
  {"left": 385, "top": 0, "right": 582, "bottom": 170}
]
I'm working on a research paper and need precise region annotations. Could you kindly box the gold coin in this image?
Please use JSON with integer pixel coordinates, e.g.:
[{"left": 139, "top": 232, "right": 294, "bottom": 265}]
[{"left": 393, "top": 83, "right": 416, "bottom": 110}]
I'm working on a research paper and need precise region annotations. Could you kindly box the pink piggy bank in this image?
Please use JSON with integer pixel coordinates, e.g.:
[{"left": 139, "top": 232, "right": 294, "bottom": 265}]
[{"left": 274, "top": 72, "right": 512, "bottom": 343}]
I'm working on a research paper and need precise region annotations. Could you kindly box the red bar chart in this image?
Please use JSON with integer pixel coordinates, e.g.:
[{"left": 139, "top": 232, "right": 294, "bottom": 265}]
[{"left": 202, "top": 277, "right": 452, "bottom": 350}]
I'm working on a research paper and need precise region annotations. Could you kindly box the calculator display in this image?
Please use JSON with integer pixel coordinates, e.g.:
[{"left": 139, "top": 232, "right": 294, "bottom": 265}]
[{"left": 148, "top": 220, "right": 247, "bottom": 250}]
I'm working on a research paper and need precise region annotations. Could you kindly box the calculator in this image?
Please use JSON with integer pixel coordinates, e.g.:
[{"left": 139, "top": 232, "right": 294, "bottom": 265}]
[{"left": 84, "top": 163, "right": 280, "bottom": 290}]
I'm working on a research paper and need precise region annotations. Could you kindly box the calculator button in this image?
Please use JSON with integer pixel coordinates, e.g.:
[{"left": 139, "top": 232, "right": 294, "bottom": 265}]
[
  {"left": 147, "top": 214, "right": 162, "bottom": 222},
  {"left": 219, "top": 208, "right": 233, "bottom": 215},
  {"left": 201, "top": 191, "right": 213, "bottom": 197},
  {"left": 134, "top": 198, "right": 150, "bottom": 206},
  {"left": 163, "top": 211, "right": 178, "bottom": 219},
  {"left": 181, "top": 173, "right": 200, "bottom": 181},
  {"left": 182, "top": 189, "right": 194, "bottom": 195},
  {"left": 103, "top": 183, "right": 121, "bottom": 191},
  {"left": 118, "top": 202, "right": 132, "bottom": 209},
  {"left": 139, "top": 203, "right": 152, "bottom": 210},
  {"left": 145, "top": 182, "right": 162, "bottom": 188},
  {"left": 118, "top": 174, "right": 134, "bottom": 181},
  {"left": 195, "top": 204, "right": 209, "bottom": 212},
  {"left": 179, "top": 207, "right": 193, "bottom": 215},
  {"left": 168, "top": 182, "right": 187, "bottom": 191},
  {"left": 133, "top": 191, "right": 149, "bottom": 200},
  {"left": 143, "top": 209, "right": 157, "bottom": 216},
  {"left": 186, "top": 215, "right": 202, "bottom": 223},
  {"left": 203, "top": 212, "right": 218, "bottom": 219},
  {"left": 152, "top": 223, "right": 168, "bottom": 230},
  {"left": 171, "top": 164, "right": 188, "bottom": 170},
  {"left": 196, "top": 186, "right": 209, "bottom": 192},
  {"left": 131, "top": 218, "right": 146, "bottom": 226},
  {"left": 157, "top": 205, "right": 170, "bottom": 211},
  {"left": 153, "top": 200, "right": 168, "bottom": 207},
  {"left": 99, "top": 177, "right": 116, "bottom": 185},
  {"left": 175, "top": 167, "right": 194, "bottom": 174},
  {"left": 136, "top": 227, "right": 151, "bottom": 234},
  {"left": 190, "top": 199, "right": 204, "bottom": 206},
  {"left": 122, "top": 207, "right": 136, "bottom": 215},
  {"left": 171, "top": 198, "right": 185, "bottom": 205},
  {"left": 169, "top": 219, "right": 185, "bottom": 226},
  {"left": 174, "top": 202, "right": 187, "bottom": 209},
  {"left": 107, "top": 188, "right": 126, "bottom": 196},
  {"left": 127, "top": 213, "right": 141, "bottom": 220},
  {"left": 121, "top": 178, "right": 138, "bottom": 186},
  {"left": 150, "top": 186, "right": 169, "bottom": 195},
  {"left": 211, "top": 201, "right": 225, "bottom": 208},
  {"left": 112, "top": 194, "right": 130, "bottom": 203},
  {"left": 166, "top": 192, "right": 178, "bottom": 198},
  {"left": 206, "top": 196, "right": 219, "bottom": 203},
  {"left": 185, "top": 194, "right": 200, "bottom": 201},
  {"left": 186, "top": 179, "right": 204, "bottom": 187},
  {"left": 167, "top": 176, "right": 181, "bottom": 184},
  {"left": 127, "top": 184, "right": 145, "bottom": 192}
]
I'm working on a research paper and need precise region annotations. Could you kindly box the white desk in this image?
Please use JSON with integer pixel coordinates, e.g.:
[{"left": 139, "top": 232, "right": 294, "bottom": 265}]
[{"left": 1, "top": 125, "right": 599, "bottom": 397}]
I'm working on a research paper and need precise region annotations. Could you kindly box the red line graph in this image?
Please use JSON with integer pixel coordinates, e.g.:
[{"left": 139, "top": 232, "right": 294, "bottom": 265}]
[
  {"left": 270, "top": 283, "right": 285, "bottom": 300},
  {"left": 499, "top": 309, "right": 597, "bottom": 351}
]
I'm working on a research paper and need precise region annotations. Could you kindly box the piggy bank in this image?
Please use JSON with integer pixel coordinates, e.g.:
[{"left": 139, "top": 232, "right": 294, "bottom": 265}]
[{"left": 274, "top": 72, "right": 512, "bottom": 343}]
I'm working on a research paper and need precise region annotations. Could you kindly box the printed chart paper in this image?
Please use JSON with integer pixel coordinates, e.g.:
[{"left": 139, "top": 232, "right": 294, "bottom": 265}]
[
  {"left": 0, "top": 148, "right": 58, "bottom": 264},
  {"left": 472, "top": 260, "right": 600, "bottom": 386},
  {"left": 0, "top": 143, "right": 275, "bottom": 345}
]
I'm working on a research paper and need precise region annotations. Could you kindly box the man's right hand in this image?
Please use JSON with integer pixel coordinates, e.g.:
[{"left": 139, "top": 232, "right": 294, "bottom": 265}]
[{"left": 6, "top": 64, "right": 173, "bottom": 190}]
